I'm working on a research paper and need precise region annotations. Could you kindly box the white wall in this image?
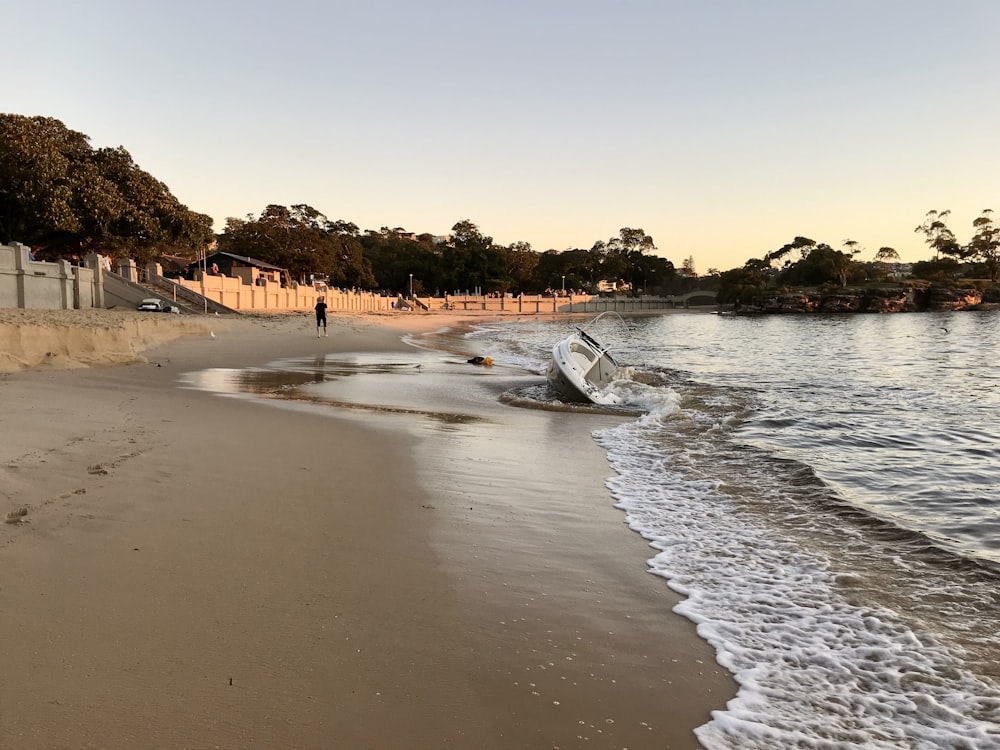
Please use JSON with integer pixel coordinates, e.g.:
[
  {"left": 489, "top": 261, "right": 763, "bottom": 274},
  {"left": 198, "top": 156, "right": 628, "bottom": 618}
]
[{"left": 0, "top": 242, "right": 97, "bottom": 309}]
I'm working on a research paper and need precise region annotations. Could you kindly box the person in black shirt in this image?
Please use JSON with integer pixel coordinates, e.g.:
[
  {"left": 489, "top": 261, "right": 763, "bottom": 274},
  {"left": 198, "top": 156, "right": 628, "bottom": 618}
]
[{"left": 315, "top": 297, "right": 328, "bottom": 337}]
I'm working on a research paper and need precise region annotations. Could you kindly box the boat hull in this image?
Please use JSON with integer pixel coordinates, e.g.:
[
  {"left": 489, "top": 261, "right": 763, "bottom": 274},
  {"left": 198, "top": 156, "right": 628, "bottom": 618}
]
[
  {"left": 546, "top": 333, "right": 622, "bottom": 405},
  {"left": 546, "top": 355, "right": 594, "bottom": 403}
]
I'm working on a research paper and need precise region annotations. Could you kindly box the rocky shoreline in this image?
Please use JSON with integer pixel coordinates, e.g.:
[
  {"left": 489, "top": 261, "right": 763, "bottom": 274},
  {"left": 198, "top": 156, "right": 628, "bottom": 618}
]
[{"left": 738, "top": 283, "right": 1000, "bottom": 314}]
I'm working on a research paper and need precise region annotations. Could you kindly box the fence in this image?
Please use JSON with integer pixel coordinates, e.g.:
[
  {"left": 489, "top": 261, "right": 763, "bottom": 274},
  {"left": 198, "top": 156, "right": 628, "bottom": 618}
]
[
  {"left": 434, "top": 291, "right": 716, "bottom": 314},
  {"left": 0, "top": 242, "right": 97, "bottom": 310}
]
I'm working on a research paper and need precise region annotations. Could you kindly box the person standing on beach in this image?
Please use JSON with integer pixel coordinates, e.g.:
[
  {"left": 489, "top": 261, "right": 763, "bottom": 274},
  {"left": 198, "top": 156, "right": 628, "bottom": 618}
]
[{"left": 315, "top": 297, "right": 328, "bottom": 337}]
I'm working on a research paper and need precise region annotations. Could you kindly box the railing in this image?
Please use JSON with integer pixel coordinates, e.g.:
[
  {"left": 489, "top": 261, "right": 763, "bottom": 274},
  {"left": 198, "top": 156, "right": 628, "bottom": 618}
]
[
  {"left": 148, "top": 273, "right": 237, "bottom": 315},
  {"left": 433, "top": 291, "right": 717, "bottom": 314}
]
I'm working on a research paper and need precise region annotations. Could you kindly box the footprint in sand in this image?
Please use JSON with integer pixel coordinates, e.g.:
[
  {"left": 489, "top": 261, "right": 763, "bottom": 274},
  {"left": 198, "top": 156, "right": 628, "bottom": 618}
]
[
  {"left": 4, "top": 507, "right": 28, "bottom": 524},
  {"left": 87, "top": 464, "right": 109, "bottom": 475}
]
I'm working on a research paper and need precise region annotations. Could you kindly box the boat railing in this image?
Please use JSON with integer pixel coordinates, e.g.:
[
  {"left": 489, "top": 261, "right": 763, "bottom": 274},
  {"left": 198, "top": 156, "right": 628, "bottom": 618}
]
[{"left": 577, "top": 311, "right": 643, "bottom": 368}]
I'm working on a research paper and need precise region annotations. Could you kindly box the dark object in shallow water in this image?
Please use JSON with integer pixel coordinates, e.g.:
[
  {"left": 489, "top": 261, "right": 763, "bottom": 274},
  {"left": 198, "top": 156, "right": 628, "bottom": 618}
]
[{"left": 467, "top": 356, "right": 494, "bottom": 366}]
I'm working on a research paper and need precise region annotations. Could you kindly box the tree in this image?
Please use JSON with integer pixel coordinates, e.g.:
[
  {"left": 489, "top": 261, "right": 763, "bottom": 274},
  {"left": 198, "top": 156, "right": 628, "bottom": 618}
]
[
  {"left": 0, "top": 114, "right": 212, "bottom": 261},
  {"left": 842, "top": 238, "right": 862, "bottom": 257},
  {"left": 597, "top": 227, "right": 660, "bottom": 293},
  {"left": 0, "top": 114, "right": 91, "bottom": 244},
  {"left": 329, "top": 228, "right": 376, "bottom": 289},
  {"left": 361, "top": 229, "right": 441, "bottom": 293},
  {"left": 88, "top": 145, "right": 214, "bottom": 262},
  {"left": 500, "top": 240, "right": 539, "bottom": 293},
  {"left": 442, "top": 219, "right": 500, "bottom": 292},
  {"left": 778, "top": 243, "right": 858, "bottom": 287},
  {"left": 632, "top": 252, "right": 676, "bottom": 295},
  {"left": 766, "top": 236, "right": 816, "bottom": 269},
  {"left": 219, "top": 204, "right": 375, "bottom": 286},
  {"left": 874, "top": 246, "right": 900, "bottom": 264},
  {"left": 534, "top": 249, "right": 573, "bottom": 293},
  {"left": 870, "top": 246, "right": 900, "bottom": 279},
  {"left": 717, "top": 257, "right": 772, "bottom": 307},
  {"left": 967, "top": 210, "right": 1000, "bottom": 282},
  {"left": 914, "top": 210, "right": 965, "bottom": 259},
  {"left": 827, "top": 246, "right": 860, "bottom": 287},
  {"left": 911, "top": 257, "right": 960, "bottom": 281}
]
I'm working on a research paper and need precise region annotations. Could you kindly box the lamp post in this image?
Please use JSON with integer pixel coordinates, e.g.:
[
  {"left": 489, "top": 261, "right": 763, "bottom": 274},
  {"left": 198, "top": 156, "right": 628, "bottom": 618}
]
[
  {"left": 409, "top": 273, "right": 413, "bottom": 299},
  {"left": 201, "top": 247, "right": 208, "bottom": 315},
  {"left": 561, "top": 275, "right": 565, "bottom": 292}
]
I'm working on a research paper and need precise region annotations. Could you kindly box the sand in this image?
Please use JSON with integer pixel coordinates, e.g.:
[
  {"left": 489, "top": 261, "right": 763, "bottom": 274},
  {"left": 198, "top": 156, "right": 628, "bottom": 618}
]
[{"left": 0, "top": 308, "right": 734, "bottom": 749}]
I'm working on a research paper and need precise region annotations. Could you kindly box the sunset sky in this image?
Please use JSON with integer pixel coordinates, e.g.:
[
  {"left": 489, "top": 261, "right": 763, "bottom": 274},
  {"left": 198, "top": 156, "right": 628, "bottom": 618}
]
[{"left": 5, "top": 0, "right": 999, "bottom": 271}]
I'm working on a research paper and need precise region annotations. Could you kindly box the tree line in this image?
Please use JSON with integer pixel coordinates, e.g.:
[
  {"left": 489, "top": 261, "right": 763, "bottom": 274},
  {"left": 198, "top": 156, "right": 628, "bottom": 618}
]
[
  {"left": 715, "top": 210, "right": 1000, "bottom": 307},
  {"left": 3, "top": 114, "right": 997, "bottom": 301},
  {"left": 218, "top": 208, "right": 681, "bottom": 296},
  {"left": 0, "top": 115, "right": 214, "bottom": 261},
  {"left": 0, "top": 114, "right": 680, "bottom": 296}
]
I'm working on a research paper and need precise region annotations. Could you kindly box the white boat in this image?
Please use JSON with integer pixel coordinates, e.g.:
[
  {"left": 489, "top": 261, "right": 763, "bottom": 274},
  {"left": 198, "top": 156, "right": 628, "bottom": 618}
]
[{"left": 546, "top": 316, "right": 627, "bottom": 405}]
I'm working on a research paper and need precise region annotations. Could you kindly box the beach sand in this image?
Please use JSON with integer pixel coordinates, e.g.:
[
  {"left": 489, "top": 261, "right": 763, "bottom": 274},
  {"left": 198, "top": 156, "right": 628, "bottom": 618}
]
[{"left": 0, "top": 308, "right": 734, "bottom": 749}]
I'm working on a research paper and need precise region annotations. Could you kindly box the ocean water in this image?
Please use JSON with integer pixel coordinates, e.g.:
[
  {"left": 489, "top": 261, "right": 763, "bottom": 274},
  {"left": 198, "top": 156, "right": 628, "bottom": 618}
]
[{"left": 459, "top": 311, "right": 1000, "bottom": 749}]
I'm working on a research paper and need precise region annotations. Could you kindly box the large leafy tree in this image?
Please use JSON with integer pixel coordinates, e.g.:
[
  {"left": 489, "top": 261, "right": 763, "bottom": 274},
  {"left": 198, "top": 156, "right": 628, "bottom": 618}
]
[
  {"left": 630, "top": 251, "right": 676, "bottom": 294},
  {"left": 0, "top": 114, "right": 92, "bottom": 244},
  {"left": 534, "top": 246, "right": 604, "bottom": 292},
  {"left": 778, "top": 243, "right": 859, "bottom": 287},
  {"left": 874, "top": 246, "right": 900, "bottom": 264},
  {"left": 533, "top": 249, "right": 572, "bottom": 292},
  {"left": 360, "top": 228, "right": 442, "bottom": 293},
  {"left": 0, "top": 114, "right": 212, "bottom": 261},
  {"left": 761, "top": 235, "right": 861, "bottom": 288},
  {"left": 531, "top": 228, "right": 674, "bottom": 295},
  {"left": 591, "top": 227, "right": 675, "bottom": 294},
  {"left": 598, "top": 227, "right": 655, "bottom": 285},
  {"left": 873, "top": 246, "right": 901, "bottom": 279},
  {"left": 441, "top": 219, "right": 508, "bottom": 292},
  {"left": 766, "top": 236, "right": 816, "bottom": 269},
  {"left": 717, "top": 258, "right": 773, "bottom": 307},
  {"left": 328, "top": 222, "right": 376, "bottom": 288},
  {"left": 498, "top": 240, "right": 539, "bottom": 294},
  {"left": 967, "top": 209, "right": 1000, "bottom": 282},
  {"left": 914, "top": 209, "right": 965, "bottom": 259},
  {"left": 219, "top": 204, "right": 375, "bottom": 287}
]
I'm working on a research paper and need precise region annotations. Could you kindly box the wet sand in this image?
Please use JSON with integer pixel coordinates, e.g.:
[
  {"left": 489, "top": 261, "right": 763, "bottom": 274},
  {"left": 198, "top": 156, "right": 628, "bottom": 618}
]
[{"left": 0, "top": 309, "right": 734, "bottom": 749}]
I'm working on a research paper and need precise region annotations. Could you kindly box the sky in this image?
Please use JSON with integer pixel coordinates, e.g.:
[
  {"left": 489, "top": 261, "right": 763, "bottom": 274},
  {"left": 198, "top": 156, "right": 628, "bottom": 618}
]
[{"left": 5, "top": 0, "right": 1000, "bottom": 272}]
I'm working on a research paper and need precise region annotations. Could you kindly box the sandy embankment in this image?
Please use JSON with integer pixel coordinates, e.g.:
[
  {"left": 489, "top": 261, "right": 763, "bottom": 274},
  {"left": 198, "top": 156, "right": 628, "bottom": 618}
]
[
  {"left": 0, "top": 308, "right": 221, "bottom": 372},
  {"left": 0, "top": 307, "right": 733, "bottom": 749}
]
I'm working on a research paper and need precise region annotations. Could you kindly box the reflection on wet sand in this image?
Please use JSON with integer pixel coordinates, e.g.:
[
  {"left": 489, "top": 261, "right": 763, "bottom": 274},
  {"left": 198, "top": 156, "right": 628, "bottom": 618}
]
[{"left": 182, "top": 349, "right": 626, "bottom": 422}]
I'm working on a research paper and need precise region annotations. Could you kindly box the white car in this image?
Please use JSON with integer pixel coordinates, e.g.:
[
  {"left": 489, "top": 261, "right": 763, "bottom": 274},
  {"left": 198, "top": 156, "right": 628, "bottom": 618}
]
[{"left": 137, "top": 298, "right": 180, "bottom": 313}]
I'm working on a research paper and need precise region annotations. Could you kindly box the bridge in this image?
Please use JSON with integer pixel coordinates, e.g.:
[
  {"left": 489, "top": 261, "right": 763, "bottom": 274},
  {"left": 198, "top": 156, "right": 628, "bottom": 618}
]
[{"left": 664, "top": 290, "right": 718, "bottom": 306}]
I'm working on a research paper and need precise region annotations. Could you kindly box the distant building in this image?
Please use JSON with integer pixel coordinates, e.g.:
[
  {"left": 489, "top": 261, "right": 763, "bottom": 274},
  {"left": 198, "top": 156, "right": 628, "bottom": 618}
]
[
  {"left": 886, "top": 262, "right": 913, "bottom": 280},
  {"left": 158, "top": 254, "right": 194, "bottom": 277},
  {"left": 368, "top": 228, "right": 451, "bottom": 245},
  {"left": 198, "top": 251, "right": 290, "bottom": 286},
  {"left": 597, "top": 279, "right": 632, "bottom": 293}
]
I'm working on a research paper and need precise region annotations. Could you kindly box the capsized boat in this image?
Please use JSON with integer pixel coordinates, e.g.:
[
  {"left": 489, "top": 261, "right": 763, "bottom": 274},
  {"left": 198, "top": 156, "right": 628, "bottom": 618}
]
[{"left": 546, "top": 313, "right": 629, "bottom": 405}]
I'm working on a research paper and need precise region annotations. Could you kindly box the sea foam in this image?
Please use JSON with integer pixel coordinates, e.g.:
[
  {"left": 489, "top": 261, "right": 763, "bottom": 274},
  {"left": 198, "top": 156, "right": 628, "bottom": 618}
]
[{"left": 596, "top": 410, "right": 1000, "bottom": 749}]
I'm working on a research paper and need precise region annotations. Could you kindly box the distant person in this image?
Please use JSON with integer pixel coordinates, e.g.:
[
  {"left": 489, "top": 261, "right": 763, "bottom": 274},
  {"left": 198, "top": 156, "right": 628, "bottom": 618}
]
[{"left": 315, "top": 297, "right": 328, "bottom": 337}]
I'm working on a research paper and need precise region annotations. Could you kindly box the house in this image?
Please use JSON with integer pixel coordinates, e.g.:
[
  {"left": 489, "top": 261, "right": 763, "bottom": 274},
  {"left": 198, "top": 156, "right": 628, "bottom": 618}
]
[
  {"left": 197, "top": 252, "right": 291, "bottom": 286},
  {"left": 597, "top": 279, "right": 632, "bottom": 293},
  {"left": 158, "top": 254, "right": 195, "bottom": 277}
]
